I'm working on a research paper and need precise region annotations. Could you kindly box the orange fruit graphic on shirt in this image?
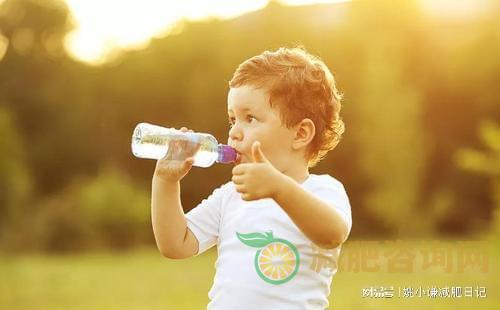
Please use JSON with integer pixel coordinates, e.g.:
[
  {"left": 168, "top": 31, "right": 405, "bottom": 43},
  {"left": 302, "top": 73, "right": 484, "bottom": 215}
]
[{"left": 237, "top": 231, "right": 300, "bottom": 285}]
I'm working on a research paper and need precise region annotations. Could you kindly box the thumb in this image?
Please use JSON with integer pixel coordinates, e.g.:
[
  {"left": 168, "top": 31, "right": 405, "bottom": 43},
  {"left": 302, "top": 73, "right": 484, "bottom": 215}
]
[
  {"left": 251, "top": 141, "right": 268, "bottom": 163},
  {"left": 183, "top": 157, "right": 194, "bottom": 170},
  {"left": 175, "top": 157, "right": 194, "bottom": 181}
]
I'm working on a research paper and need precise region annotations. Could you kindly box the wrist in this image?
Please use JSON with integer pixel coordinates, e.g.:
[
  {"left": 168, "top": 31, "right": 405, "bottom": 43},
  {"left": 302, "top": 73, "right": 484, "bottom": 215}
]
[
  {"left": 271, "top": 172, "right": 294, "bottom": 201},
  {"left": 153, "top": 173, "right": 180, "bottom": 186}
]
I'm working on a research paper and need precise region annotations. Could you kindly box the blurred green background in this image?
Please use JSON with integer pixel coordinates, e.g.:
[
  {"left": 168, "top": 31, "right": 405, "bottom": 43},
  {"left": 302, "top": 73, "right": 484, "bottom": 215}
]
[{"left": 0, "top": 0, "right": 499, "bottom": 308}]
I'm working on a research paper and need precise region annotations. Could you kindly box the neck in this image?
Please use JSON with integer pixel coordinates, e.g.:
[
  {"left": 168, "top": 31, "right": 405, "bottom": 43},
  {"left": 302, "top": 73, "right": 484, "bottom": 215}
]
[{"left": 282, "top": 164, "right": 310, "bottom": 184}]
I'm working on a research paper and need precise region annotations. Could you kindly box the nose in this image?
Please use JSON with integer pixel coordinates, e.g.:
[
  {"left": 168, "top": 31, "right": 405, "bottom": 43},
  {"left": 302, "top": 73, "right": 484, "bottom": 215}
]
[{"left": 228, "top": 122, "right": 243, "bottom": 144}]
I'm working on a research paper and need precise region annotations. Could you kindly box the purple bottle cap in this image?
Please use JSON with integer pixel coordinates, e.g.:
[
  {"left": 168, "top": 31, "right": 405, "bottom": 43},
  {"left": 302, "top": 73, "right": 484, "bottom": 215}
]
[{"left": 217, "top": 144, "right": 237, "bottom": 164}]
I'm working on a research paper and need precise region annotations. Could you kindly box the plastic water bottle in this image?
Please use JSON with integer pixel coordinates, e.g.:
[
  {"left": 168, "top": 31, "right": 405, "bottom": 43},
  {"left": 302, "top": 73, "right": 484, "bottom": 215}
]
[{"left": 131, "top": 122, "right": 237, "bottom": 167}]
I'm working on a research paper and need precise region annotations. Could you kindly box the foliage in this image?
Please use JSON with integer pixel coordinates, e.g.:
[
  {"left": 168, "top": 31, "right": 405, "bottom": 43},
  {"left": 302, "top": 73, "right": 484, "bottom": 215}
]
[
  {"left": 0, "top": 0, "right": 499, "bottom": 251},
  {"left": 0, "top": 106, "right": 32, "bottom": 247},
  {"left": 30, "top": 167, "right": 151, "bottom": 252},
  {"left": 456, "top": 120, "right": 500, "bottom": 238}
]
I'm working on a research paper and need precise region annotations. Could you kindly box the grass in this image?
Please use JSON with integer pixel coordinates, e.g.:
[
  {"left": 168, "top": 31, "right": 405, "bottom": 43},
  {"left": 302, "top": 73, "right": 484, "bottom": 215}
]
[{"left": 0, "top": 240, "right": 497, "bottom": 309}]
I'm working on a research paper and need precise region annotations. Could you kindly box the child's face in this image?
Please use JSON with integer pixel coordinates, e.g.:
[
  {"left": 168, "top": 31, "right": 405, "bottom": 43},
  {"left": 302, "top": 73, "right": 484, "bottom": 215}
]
[{"left": 227, "top": 86, "right": 299, "bottom": 171}]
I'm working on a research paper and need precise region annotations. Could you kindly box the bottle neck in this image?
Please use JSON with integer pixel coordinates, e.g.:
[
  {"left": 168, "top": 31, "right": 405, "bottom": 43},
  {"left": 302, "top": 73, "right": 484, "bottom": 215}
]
[{"left": 216, "top": 144, "right": 237, "bottom": 164}]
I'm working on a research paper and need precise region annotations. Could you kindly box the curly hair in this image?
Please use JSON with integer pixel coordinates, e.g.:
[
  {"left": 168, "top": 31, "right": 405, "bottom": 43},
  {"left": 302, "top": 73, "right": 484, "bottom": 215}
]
[{"left": 228, "top": 47, "right": 344, "bottom": 167}]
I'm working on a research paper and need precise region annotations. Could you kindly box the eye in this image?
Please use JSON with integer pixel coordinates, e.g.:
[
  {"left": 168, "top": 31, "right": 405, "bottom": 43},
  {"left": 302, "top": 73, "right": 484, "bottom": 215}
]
[
  {"left": 228, "top": 117, "right": 235, "bottom": 128},
  {"left": 246, "top": 115, "right": 257, "bottom": 123}
]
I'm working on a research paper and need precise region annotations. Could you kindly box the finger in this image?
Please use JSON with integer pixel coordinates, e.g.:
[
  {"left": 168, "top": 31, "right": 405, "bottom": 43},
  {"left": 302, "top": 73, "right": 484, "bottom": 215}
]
[
  {"left": 232, "top": 164, "right": 246, "bottom": 175},
  {"left": 162, "top": 142, "right": 175, "bottom": 160},
  {"left": 183, "top": 157, "right": 194, "bottom": 170},
  {"left": 183, "top": 142, "right": 200, "bottom": 158},
  {"left": 241, "top": 193, "right": 252, "bottom": 201},
  {"left": 231, "top": 175, "right": 244, "bottom": 185},
  {"left": 251, "top": 141, "right": 268, "bottom": 163},
  {"left": 168, "top": 140, "right": 183, "bottom": 160},
  {"left": 235, "top": 184, "right": 246, "bottom": 193},
  {"left": 191, "top": 142, "right": 201, "bottom": 154}
]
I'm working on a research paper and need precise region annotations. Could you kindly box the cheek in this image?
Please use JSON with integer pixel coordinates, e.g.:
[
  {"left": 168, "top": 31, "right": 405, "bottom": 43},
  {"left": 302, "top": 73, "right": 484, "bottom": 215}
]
[
  {"left": 270, "top": 133, "right": 295, "bottom": 160},
  {"left": 244, "top": 126, "right": 267, "bottom": 145},
  {"left": 263, "top": 139, "right": 292, "bottom": 164},
  {"left": 244, "top": 124, "right": 292, "bottom": 157}
]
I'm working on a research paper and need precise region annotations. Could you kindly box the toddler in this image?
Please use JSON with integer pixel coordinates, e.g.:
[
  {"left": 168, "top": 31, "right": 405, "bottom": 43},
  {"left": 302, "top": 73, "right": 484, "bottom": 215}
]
[{"left": 151, "top": 47, "right": 352, "bottom": 309}]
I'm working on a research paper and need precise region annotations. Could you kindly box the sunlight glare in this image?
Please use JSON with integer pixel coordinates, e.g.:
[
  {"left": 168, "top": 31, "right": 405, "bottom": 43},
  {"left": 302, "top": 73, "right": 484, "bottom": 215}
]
[{"left": 62, "top": 0, "right": 350, "bottom": 65}]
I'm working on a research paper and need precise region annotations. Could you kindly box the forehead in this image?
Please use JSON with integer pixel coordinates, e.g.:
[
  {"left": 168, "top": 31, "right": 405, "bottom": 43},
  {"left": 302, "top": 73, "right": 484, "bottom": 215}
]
[{"left": 227, "top": 86, "right": 270, "bottom": 113}]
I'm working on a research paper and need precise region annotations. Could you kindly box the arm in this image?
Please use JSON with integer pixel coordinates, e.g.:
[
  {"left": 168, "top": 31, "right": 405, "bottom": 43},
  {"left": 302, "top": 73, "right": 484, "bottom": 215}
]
[
  {"left": 232, "top": 141, "right": 349, "bottom": 250},
  {"left": 151, "top": 176, "right": 198, "bottom": 259},
  {"left": 273, "top": 175, "right": 349, "bottom": 249},
  {"left": 151, "top": 127, "right": 200, "bottom": 259}
]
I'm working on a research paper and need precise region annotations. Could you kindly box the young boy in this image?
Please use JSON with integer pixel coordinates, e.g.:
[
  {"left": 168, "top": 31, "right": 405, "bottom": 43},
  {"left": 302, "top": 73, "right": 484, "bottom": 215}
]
[{"left": 151, "top": 47, "right": 352, "bottom": 309}]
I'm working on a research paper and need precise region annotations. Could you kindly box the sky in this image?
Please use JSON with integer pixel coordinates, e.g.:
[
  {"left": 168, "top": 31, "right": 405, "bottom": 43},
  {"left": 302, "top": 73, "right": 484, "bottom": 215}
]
[{"left": 62, "top": 0, "right": 350, "bottom": 65}]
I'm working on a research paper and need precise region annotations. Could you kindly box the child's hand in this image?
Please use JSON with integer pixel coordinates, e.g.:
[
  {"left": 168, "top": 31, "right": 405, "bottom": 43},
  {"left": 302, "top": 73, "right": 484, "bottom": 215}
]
[
  {"left": 231, "top": 141, "right": 284, "bottom": 201},
  {"left": 153, "top": 127, "right": 200, "bottom": 182}
]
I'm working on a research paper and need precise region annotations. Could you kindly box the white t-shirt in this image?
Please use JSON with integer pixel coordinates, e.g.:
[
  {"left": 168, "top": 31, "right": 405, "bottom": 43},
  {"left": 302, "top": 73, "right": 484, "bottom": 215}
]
[{"left": 186, "top": 174, "right": 352, "bottom": 310}]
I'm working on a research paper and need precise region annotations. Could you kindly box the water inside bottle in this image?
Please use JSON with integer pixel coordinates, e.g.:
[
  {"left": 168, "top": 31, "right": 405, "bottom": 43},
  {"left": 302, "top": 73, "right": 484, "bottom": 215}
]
[{"left": 132, "top": 128, "right": 218, "bottom": 166}]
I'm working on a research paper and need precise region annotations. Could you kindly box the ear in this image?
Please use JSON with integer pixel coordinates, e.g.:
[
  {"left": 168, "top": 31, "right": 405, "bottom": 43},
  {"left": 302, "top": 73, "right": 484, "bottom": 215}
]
[{"left": 292, "top": 118, "right": 315, "bottom": 151}]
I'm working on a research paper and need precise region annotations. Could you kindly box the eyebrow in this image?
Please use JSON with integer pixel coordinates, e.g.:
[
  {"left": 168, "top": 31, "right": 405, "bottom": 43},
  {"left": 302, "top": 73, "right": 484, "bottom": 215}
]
[{"left": 227, "top": 107, "right": 252, "bottom": 114}]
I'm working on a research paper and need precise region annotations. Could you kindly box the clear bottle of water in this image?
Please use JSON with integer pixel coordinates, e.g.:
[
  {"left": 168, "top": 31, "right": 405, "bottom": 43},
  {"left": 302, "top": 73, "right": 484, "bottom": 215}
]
[{"left": 131, "top": 122, "right": 237, "bottom": 167}]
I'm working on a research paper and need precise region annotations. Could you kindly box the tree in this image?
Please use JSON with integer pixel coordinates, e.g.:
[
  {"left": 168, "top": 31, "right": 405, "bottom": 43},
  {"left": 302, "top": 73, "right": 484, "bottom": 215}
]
[
  {"left": 0, "top": 106, "right": 32, "bottom": 248},
  {"left": 456, "top": 120, "right": 500, "bottom": 237}
]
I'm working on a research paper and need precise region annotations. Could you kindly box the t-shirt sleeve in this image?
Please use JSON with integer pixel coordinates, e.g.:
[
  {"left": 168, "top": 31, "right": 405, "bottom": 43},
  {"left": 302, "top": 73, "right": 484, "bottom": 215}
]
[
  {"left": 185, "top": 183, "right": 228, "bottom": 256},
  {"left": 312, "top": 176, "right": 352, "bottom": 242}
]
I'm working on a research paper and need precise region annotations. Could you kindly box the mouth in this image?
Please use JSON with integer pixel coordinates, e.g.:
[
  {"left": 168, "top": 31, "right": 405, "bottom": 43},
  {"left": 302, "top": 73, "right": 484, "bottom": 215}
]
[
  {"left": 234, "top": 153, "right": 242, "bottom": 165},
  {"left": 233, "top": 150, "right": 243, "bottom": 165}
]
